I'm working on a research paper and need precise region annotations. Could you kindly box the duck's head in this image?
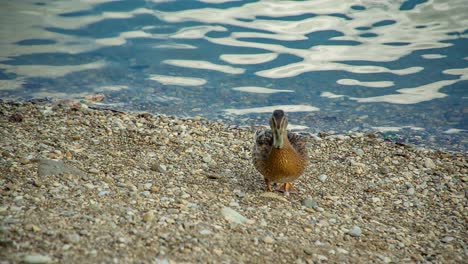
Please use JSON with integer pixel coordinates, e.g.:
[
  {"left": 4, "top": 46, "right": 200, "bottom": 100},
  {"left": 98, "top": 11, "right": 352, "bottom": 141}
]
[{"left": 269, "top": 109, "right": 288, "bottom": 149}]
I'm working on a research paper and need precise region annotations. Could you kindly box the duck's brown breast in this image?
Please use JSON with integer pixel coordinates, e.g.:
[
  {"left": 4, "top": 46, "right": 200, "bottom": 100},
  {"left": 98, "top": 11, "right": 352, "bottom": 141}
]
[{"left": 263, "top": 145, "right": 306, "bottom": 183}]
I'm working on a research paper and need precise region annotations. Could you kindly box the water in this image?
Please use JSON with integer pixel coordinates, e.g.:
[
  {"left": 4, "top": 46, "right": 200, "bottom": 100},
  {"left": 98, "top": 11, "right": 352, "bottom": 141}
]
[{"left": 0, "top": 0, "right": 467, "bottom": 151}]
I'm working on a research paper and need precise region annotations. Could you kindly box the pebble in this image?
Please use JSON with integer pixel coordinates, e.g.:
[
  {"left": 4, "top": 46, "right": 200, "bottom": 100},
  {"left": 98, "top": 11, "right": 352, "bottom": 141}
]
[
  {"left": 158, "top": 164, "right": 167, "bottom": 172},
  {"left": 84, "top": 183, "right": 95, "bottom": 190},
  {"left": 303, "top": 247, "right": 314, "bottom": 255},
  {"left": 23, "top": 254, "right": 52, "bottom": 264},
  {"left": 202, "top": 155, "right": 212, "bottom": 163},
  {"left": 441, "top": 236, "right": 454, "bottom": 243},
  {"left": 89, "top": 168, "right": 99, "bottom": 174},
  {"left": 348, "top": 225, "right": 362, "bottom": 237},
  {"left": 354, "top": 148, "right": 364, "bottom": 156},
  {"left": 14, "top": 196, "right": 24, "bottom": 205},
  {"left": 37, "top": 159, "right": 87, "bottom": 178},
  {"left": 379, "top": 166, "right": 390, "bottom": 174},
  {"left": 199, "top": 229, "right": 213, "bottom": 235},
  {"left": 407, "top": 187, "right": 415, "bottom": 196},
  {"left": 337, "top": 248, "right": 349, "bottom": 254},
  {"left": 263, "top": 236, "right": 275, "bottom": 244},
  {"left": 155, "top": 258, "right": 171, "bottom": 264},
  {"left": 424, "top": 158, "right": 436, "bottom": 169},
  {"left": 221, "top": 207, "right": 248, "bottom": 225},
  {"left": 318, "top": 174, "right": 327, "bottom": 182},
  {"left": 234, "top": 190, "right": 245, "bottom": 198},
  {"left": 98, "top": 191, "right": 110, "bottom": 197},
  {"left": 336, "top": 135, "right": 346, "bottom": 140},
  {"left": 140, "top": 191, "right": 151, "bottom": 197},
  {"left": 128, "top": 184, "right": 138, "bottom": 193},
  {"left": 66, "top": 233, "right": 81, "bottom": 243},
  {"left": 143, "top": 211, "right": 155, "bottom": 222},
  {"left": 62, "top": 244, "right": 72, "bottom": 250},
  {"left": 302, "top": 196, "right": 318, "bottom": 209},
  {"left": 377, "top": 255, "right": 392, "bottom": 263}
]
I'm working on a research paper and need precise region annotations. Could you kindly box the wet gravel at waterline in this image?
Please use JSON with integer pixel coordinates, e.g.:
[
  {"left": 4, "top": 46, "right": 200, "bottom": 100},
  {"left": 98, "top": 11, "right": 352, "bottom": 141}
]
[{"left": 0, "top": 101, "right": 466, "bottom": 263}]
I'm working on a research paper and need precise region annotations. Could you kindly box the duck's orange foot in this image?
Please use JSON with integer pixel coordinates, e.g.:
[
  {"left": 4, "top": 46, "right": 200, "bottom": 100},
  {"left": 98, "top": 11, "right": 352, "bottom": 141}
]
[{"left": 275, "top": 182, "right": 297, "bottom": 195}]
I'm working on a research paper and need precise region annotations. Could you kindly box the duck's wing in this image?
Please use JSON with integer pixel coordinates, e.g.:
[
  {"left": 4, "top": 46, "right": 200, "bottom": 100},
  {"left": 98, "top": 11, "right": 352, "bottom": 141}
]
[
  {"left": 252, "top": 129, "right": 273, "bottom": 162},
  {"left": 287, "top": 131, "right": 308, "bottom": 157}
]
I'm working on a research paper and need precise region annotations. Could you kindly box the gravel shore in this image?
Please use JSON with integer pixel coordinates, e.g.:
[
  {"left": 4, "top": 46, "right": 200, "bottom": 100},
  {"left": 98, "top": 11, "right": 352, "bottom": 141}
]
[{"left": 0, "top": 101, "right": 466, "bottom": 263}]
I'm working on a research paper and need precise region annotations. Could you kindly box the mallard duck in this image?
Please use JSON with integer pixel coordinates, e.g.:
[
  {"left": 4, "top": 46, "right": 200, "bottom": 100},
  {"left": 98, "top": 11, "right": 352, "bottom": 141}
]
[{"left": 253, "top": 109, "right": 308, "bottom": 194}]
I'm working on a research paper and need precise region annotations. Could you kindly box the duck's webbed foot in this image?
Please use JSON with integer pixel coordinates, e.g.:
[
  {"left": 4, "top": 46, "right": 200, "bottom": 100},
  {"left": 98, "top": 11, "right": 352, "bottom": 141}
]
[{"left": 275, "top": 182, "right": 297, "bottom": 195}]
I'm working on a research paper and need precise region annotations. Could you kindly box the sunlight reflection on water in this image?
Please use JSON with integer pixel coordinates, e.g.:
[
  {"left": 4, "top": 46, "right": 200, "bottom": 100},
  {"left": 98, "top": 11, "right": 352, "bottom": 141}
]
[{"left": 0, "top": 0, "right": 467, "bottom": 150}]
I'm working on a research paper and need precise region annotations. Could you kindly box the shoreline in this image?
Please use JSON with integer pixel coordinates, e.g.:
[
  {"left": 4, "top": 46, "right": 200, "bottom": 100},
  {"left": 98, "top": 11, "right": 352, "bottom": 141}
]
[
  {"left": 2, "top": 97, "right": 467, "bottom": 154},
  {"left": 1, "top": 101, "right": 466, "bottom": 263}
]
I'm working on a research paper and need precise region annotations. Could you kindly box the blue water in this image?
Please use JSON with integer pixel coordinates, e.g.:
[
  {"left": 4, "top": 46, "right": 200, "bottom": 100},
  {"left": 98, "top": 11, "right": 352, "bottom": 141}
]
[{"left": 0, "top": 0, "right": 467, "bottom": 151}]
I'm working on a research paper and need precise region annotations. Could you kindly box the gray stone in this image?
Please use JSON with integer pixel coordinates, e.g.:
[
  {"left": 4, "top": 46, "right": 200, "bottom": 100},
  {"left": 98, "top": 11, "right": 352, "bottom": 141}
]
[
  {"left": 199, "top": 229, "right": 213, "bottom": 235},
  {"left": 66, "top": 233, "right": 81, "bottom": 243},
  {"left": 221, "top": 207, "right": 248, "bottom": 225},
  {"left": 23, "top": 254, "right": 51, "bottom": 264},
  {"left": 302, "top": 196, "right": 318, "bottom": 209},
  {"left": 348, "top": 225, "right": 362, "bottom": 237},
  {"left": 377, "top": 255, "right": 392, "bottom": 263},
  {"left": 140, "top": 191, "right": 151, "bottom": 197},
  {"left": 379, "top": 166, "right": 390, "bottom": 174},
  {"left": 202, "top": 155, "right": 212, "bottom": 163},
  {"left": 98, "top": 191, "right": 110, "bottom": 197},
  {"left": 441, "top": 236, "right": 454, "bottom": 243},
  {"left": 263, "top": 236, "right": 274, "bottom": 244},
  {"left": 155, "top": 258, "right": 170, "bottom": 264},
  {"left": 89, "top": 168, "right": 99, "bottom": 174},
  {"left": 354, "top": 148, "right": 364, "bottom": 156},
  {"left": 318, "top": 174, "right": 327, "bottom": 182},
  {"left": 337, "top": 248, "right": 349, "bottom": 254},
  {"left": 37, "top": 159, "right": 87, "bottom": 178},
  {"left": 158, "top": 164, "right": 167, "bottom": 172},
  {"left": 423, "top": 158, "right": 436, "bottom": 169}
]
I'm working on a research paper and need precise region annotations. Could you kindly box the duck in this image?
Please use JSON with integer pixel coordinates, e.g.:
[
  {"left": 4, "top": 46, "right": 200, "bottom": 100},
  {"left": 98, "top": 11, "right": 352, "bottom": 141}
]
[{"left": 252, "top": 109, "right": 308, "bottom": 194}]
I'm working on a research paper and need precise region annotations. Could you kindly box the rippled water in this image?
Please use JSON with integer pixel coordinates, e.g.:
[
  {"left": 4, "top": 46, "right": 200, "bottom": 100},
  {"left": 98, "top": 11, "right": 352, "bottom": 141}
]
[{"left": 0, "top": 0, "right": 467, "bottom": 151}]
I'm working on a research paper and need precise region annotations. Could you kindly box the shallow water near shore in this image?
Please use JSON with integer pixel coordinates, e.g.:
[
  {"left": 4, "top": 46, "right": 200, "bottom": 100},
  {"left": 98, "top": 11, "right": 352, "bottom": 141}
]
[{"left": 0, "top": 0, "right": 467, "bottom": 151}]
